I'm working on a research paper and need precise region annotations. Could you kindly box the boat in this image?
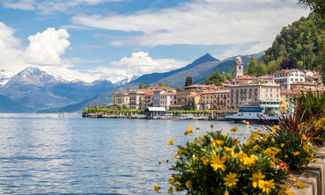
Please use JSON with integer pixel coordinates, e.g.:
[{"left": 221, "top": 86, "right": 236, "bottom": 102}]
[{"left": 225, "top": 101, "right": 279, "bottom": 124}]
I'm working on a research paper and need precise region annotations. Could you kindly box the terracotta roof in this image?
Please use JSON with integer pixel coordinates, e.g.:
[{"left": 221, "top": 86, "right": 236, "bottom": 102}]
[
  {"left": 273, "top": 69, "right": 303, "bottom": 75},
  {"left": 280, "top": 90, "right": 300, "bottom": 95},
  {"left": 161, "top": 92, "right": 176, "bottom": 95},
  {"left": 184, "top": 84, "right": 213, "bottom": 89},
  {"left": 112, "top": 89, "right": 129, "bottom": 95}
]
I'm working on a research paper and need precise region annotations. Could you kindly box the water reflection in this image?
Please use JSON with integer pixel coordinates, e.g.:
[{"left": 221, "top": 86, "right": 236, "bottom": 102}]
[{"left": 0, "top": 114, "right": 265, "bottom": 194}]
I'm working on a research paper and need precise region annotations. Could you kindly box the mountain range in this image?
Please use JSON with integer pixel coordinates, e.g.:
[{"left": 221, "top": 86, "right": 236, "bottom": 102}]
[
  {"left": 0, "top": 67, "right": 117, "bottom": 112},
  {"left": 0, "top": 52, "right": 264, "bottom": 113}
]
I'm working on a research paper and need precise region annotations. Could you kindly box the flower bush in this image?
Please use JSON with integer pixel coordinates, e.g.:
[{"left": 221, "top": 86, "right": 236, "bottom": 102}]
[{"left": 169, "top": 131, "right": 288, "bottom": 194}]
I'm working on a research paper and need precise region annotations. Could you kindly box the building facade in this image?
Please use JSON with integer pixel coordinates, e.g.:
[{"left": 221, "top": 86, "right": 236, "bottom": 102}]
[
  {"left": 273, "top": 69, "right": 305, "bottom": 89},
  {"left": 230, "top": 81, "right": 280, "bottom": 108}
]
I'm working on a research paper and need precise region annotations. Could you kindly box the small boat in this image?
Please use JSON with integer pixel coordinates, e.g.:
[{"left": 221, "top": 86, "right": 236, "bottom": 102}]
[{"left": 225, "top": 101, "right": 279, "bottom": 124}]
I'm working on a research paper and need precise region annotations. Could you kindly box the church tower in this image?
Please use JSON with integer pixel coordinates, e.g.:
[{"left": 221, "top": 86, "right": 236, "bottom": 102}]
[{"left": 234, "top": 56, "right": 243, "bottom": 78}]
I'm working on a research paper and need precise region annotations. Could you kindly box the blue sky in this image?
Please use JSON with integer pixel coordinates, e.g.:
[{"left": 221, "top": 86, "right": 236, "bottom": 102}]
[{"left": 0, "top": 0, "right": 308, "bottom": 83}]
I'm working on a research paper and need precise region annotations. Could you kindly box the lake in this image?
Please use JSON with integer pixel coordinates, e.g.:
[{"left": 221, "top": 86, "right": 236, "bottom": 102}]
[{"left": 0, "top": 113, "right": 265, "bottom": 194}]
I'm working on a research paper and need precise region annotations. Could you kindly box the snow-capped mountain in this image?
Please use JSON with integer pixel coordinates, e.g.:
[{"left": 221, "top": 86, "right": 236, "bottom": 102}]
[{"left": 0, "top": 67, "right": 117, "bottom": 112}]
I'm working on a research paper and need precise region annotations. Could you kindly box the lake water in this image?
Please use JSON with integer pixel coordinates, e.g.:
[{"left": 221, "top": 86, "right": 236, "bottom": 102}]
[{"left": 0, "top": 113, "right": 265, "bottom": 194}]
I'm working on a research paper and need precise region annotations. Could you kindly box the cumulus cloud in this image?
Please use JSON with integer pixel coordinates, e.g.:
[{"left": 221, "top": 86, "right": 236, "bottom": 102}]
[
  {"left": 0, "top": 22, "right": 25, "bottom": 73},
  {"left": 0, "top": 22, "right": 187, "bottom": 83},
  {"left": 90, "top": 51, "right": 188, "bottom": 83},
  {"left": 72, "top": 0, "right": 308, "bottom": 50},
  {"left": 24, "top": 28, "right": 70, "bottom": 65}
]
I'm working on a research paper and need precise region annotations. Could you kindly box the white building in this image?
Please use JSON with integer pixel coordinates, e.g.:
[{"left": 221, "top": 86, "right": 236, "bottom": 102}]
[
  {"left": 272, "top": 69, "right": 305, "bottom": 90},
  {"left": 160, "top": 90, "right": 177, "bottom": 110}
]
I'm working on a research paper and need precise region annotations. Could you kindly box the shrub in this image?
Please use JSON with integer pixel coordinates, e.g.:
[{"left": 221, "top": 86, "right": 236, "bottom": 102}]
[{"left": 169, "top": 131, "right": 288, "bottom": 194}]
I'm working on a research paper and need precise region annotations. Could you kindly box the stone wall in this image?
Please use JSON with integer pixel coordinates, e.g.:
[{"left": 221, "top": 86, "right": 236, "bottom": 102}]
[{"left": 289, "top": 147, "right": 325, "bottom": 195}]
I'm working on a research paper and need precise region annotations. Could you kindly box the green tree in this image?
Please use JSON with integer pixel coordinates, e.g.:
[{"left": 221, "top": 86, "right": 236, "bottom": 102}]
[
  {"left": 122, "top": 104, "right": 128, "bottom": 110},
  {"left": 139, "top": 83, "right": 144, "bottom": 89},
  {"left": 158, "top": 82, "right": 167, "bottom": 86},
  {"left": 205, "top": 72, "right": 225, "bottom": 85},
  {"left": 246, "top": 58, "right": 258, "bottom": 75},
  {"left": 185, "top": 76, "right": 192, "bottom": 86}
]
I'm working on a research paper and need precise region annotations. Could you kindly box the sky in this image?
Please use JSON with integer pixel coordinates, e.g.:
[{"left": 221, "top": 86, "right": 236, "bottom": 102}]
[{"left": 0, "top": 0, "right": 309, "bottom": 84}]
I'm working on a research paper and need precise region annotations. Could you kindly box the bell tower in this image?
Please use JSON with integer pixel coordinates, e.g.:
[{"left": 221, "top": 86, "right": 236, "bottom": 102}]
[{"left": 234, "top": 56, "right": 243, "bottom": 78}]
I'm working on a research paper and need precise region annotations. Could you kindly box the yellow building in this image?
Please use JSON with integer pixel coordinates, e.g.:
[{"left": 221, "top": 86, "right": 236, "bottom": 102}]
[{"left": 280, "top": 90, "right": 300, "bottom": 113}]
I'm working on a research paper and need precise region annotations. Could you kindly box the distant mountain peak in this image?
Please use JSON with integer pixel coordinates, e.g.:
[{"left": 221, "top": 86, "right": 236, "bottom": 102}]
[{"left": 191, "top": 53, "right": 219, "bottom": 66}]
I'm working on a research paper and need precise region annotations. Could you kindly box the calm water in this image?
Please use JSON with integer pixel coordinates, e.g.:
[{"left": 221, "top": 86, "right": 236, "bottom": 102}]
[{"left": 0, "top": 113, "right": 264, "bottom": 194}]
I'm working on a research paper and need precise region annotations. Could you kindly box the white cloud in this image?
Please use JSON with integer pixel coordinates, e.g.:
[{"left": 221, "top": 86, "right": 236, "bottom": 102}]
[
  {"left": 0, "top": 22, "right": 187, "bottom": 84},
  {"left": 3, "top": 0, "right": 125, "bottom": 14},
  {"left": 0, "top": 22, "right": 25, "bottom": 73},
  {"left": 24, "top": 28, "right": 70, "bottom": 65},
  {"left": 89, "top": 51, "right": 188, "bottom": 83},
  {"left": 72, "top": 0, "right": 309, "bottom": 50}
]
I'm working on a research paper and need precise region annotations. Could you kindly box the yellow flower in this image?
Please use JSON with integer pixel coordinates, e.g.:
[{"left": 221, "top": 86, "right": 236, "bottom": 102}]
[
  {"left": 184, "top": 126, "right": 193, "bottom": 135},
  {"left": 224, "top": 147, "right": 235, "bottom": 157},
  {"left": 192, "top": 155, "right": 196, "bottom": 161},
  {"left": 198, "top": 136, "right": 205, "bottom": 142},
  {"left": 249, "top": 172, "right": 265, "bottom": 188},
  {"left": 257, "top": 129, "right": 261, "bottom": 134},
  {"left": 295, "top": 181, "right": 305, "bottom": 189},
  {"left": 253, "top": 144, "right": 259, "bottom": 150},
  {"left": 237, "top": 151, "right": 247, "bottom": 163},
  {"left": 270, "top": 126, "right": 277, "bottom": 134},
  {"left": 261, "top": 179, "right": 275, "bottom": 194},
  {"left": 210, "top": 139, "right": 224, "bottom": 148},
  {"left": 278, "top": 184, "right": 293, "bottom": 195},
  {"left": 221, "top": 133, "right": 228, "bottom": 137},
  {"left": 154, "top": 184, "right": 160, "bottom": 193},
  {"left": 302, "top": 134, "right": 307, "bottom": 141},
  {"left": 292, "top": 151, "right": 300, "bottom": 156},
  {"left": 271, "top": 138, "right": 275, "bottom": 143},
  {"left": 168, "top": 187, "right": 173, "bottom": 194},
  {"left": 166, "top": 138, "right": 174, "bottom": 145},
  {"left": 280, "top": 143, "right": 285, "bottom": 148},
  {"left": 285, "top": 154, "right": 288, "bottom": 158},
  {"left": 188, "top": 168, "right": 194, "bottom": 173},
  {"left": 224, "top": 192, "right": 229, "bottom": 195},
  {"left": 210, "top": 152, "right": 226, "bottom": 171},
  {"left": 185, "top": 180, "right": 193, "bottom": 189},
  {"left": 224, "top": 172, "right": 239, "bottom": 187},
  {"left": 243, "top": 154, "right": 256, "bottom": 166},
  {"left": 202, "top": 158, "right": 209, "bottom": 166},
  {"left": 230, "top": 127, "right": 238, "bottom": 132},
  {"left": 168, "top": 177, "right": 174, "bottom": 185}
]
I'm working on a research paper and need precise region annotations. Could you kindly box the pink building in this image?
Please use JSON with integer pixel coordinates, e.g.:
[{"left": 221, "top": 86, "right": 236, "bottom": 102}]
[{"left": 230, "top": 81, "right": 280, "bottom": 108}]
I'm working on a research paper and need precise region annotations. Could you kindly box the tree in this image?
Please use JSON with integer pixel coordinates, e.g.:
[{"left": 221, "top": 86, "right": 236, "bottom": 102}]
[
  {"left": 246, "top": 58, "right": 258, "bottom": 75},
  {"left": 246, "top": 58, "right": 267, "bottom": 76},
  {"left": 139, "top": 83, "right": 144, "bottom": 89},
  {"left": 144, "top": 85, "right": 151, "bottom": 88},
  {"left": 158, "top": 82, "right": 167, "bottom": 86},
  {"left": 122, "top": 104, "right": 128, "bottom": 110},
  {"left": 280, "top": 58, "right": 299, "bottom": 69},
  {"left": 298, "top": 0, "right": 325, "bottom": 27},
  {"left": 185, "top": 76, "right": 192, "bottom": 86},
  {"left": 205, "top": 72, "right": 225, "bottom": 85}
]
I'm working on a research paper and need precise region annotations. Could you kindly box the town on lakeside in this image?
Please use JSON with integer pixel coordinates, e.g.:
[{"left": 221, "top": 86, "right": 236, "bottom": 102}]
[{"left": 84, "top": 56, "right": 324, "bottom": 121}]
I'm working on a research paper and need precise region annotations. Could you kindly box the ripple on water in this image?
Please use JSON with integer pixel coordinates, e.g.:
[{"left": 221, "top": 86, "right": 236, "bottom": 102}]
[{"left": 0, "top": 115, "right": 265, "bottom": 193}]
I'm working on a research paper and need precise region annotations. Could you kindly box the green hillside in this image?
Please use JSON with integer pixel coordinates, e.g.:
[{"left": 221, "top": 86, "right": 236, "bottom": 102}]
[{"left": 264, "top": 15, "right": 323, "bottom": 71}]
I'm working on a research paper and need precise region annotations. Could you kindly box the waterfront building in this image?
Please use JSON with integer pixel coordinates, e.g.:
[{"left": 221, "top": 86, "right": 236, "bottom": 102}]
[
  {"left": 229, "top": 81, "right": 280, "bottom": 108},
  {"left": 176, "top": 84, "right": 216, "bottom": 108},
  {"left": 234, "top": 56, "right": 244, "bottom": 78},
  {"left": 129, "top": 89, "right": 154, "bottom": 110},
  {"left": 112, "top": 90, "right": 130, "bottom": 106},
  {"left": 160, "top": 90, "right": 177, "bottom": 110},
  {"left": 280, "top": 90, "right": 300, "bottom": 113},
  {"left": 272, "top": 69, "right": 305, "bottom": 89},
  {"left": 200, "top": 90, "right": 230, "bottom": 110}
]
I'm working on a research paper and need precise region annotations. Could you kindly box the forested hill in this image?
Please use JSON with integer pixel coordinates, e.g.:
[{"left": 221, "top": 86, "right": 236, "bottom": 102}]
[{"left": 263, "top": 15, "right": 323, "bottom": 71}]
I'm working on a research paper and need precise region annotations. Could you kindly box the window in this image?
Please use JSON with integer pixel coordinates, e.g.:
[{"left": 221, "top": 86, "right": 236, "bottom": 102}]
[{"left": 290, "top": 78, "right": 293, "bottom": 81}]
